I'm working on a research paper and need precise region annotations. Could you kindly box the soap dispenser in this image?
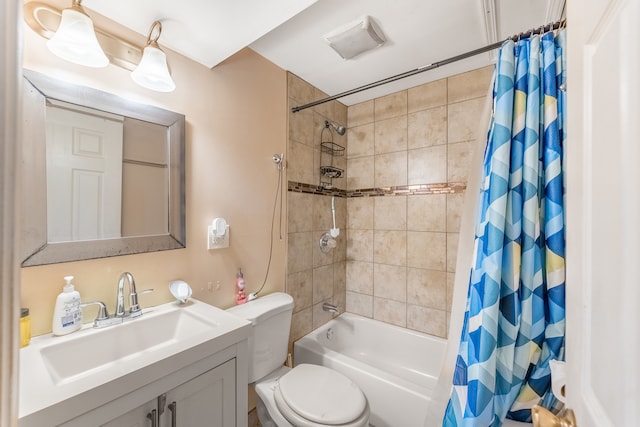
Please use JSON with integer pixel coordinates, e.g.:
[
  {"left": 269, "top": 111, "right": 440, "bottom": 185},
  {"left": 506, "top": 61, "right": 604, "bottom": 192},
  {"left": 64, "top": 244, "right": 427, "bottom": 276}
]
[
  {"left": 235, "top": 268, "right": 247, "bottom": 305},
  {"left": 52, "top": 275, "right": 82, "bottom": 336}
]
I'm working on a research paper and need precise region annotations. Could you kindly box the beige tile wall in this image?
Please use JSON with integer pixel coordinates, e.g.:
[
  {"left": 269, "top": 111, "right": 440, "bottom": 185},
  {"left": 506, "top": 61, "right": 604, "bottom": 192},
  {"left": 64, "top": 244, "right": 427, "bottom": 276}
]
[
  {"left": 286, "top": 66, "right": 492, "bottom": 343},
  {"left": 286, "top": 73, "right": 348, "bottom": 349},
  {"left": 345, "top": 66, "right": 493, "bottom": 338}
]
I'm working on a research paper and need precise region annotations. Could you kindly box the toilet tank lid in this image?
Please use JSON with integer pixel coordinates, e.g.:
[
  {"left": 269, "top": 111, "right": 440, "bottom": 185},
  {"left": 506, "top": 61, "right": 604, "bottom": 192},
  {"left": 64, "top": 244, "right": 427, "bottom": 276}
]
[{"left": 226, "top": 292, "right": 293, "bottom": 324}]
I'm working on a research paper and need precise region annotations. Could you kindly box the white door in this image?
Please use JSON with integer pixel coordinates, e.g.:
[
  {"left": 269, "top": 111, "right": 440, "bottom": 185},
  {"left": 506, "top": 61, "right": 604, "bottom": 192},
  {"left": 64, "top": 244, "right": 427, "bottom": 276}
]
[
  {"left": 45, "top": 104, "right": 123, "bottom": 242},
  {"left": 566, "top": 0, "right": 640, "bottom": 426}
]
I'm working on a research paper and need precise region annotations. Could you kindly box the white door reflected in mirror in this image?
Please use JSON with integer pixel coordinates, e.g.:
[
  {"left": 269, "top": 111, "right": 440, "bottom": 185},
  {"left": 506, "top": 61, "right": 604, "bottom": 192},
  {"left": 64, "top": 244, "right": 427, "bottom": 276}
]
[
  {"left": 46, "top": 104, "right": 124, "bottom": 243},
  {"left": 44, "top": 100, "right": 171, "bottom": 244}
]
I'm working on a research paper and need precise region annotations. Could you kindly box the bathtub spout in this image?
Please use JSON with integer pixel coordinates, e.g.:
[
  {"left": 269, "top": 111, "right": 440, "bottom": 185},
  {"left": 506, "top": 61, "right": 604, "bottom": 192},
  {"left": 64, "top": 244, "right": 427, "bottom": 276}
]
[{"left": 322, "top": 302, "right": 339, "bottom": 313}]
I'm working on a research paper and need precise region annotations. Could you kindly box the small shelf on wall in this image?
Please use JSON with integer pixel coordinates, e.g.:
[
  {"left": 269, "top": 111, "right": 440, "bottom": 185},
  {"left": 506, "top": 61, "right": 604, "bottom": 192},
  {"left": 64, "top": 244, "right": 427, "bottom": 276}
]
[
  {"left": 320, "top": 165, "right": 344, "bottom": 179},
  {"left": 319, "top": 122, "right": 345, "bottom": 189},
  {"left": 321, "top": 141, "right": 345, "bottom": 156}
]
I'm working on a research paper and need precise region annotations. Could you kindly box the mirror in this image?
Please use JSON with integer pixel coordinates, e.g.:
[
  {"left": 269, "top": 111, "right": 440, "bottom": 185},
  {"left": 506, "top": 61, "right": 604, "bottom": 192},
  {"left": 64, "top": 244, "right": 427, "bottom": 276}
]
[{"left": 21, "top": 70, "right": 186, "bottom": 266}]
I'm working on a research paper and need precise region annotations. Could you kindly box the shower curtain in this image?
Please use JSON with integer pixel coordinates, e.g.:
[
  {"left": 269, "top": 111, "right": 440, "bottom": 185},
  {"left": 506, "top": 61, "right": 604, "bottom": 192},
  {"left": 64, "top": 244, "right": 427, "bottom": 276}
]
[{"left": 443, "top": 29, "right": 566, "bottom": 426}]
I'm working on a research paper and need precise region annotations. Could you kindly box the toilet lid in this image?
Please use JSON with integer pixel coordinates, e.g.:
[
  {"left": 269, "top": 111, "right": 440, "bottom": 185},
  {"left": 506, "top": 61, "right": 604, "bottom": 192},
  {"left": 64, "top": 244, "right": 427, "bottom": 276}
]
[{"left": 277, "top": 364, "right": 367, "bottom": 425}]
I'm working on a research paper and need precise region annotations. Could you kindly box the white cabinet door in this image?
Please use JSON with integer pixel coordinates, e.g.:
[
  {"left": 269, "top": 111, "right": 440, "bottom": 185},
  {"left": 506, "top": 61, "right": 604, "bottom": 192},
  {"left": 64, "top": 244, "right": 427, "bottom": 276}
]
[
  {"left": 72, "top": 359, "right": 237, "bottom": 427},
  {"left": 566, "top": 0, "right": 640, "bottom": 426},
  {"left": 162, "top": 359, "right": 236, "bottom": 427},
  {"left": 100, "top": 400, "right": 157, "bottom": 427},
  {"left": 60, "top": 359, "right": 237, "bottom": 427}
]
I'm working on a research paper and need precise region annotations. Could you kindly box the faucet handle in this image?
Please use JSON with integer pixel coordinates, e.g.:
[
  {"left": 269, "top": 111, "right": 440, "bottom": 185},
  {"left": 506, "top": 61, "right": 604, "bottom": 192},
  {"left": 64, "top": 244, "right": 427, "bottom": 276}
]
[
  {"left": 80, "top": 301, "right": 110, "bottom": 327},
  {"left": 129, "top": 288, "right": 154, "bottom": 318}
]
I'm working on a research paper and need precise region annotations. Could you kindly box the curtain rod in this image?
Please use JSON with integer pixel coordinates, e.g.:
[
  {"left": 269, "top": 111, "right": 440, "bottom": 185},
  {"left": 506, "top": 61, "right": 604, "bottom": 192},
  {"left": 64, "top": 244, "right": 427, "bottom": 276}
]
[{"left": 291, "top": 19, "right": 565, "bottom": 113}]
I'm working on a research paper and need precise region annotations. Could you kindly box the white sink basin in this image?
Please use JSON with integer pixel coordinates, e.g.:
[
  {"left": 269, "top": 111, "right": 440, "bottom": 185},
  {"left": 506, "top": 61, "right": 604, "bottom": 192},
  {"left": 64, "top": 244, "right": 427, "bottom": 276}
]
[
  {"left": 41, "top": 307, "right": 217, "bottom": 385},
  {"left": 19, "top": 299, "right": 250, "bottom": 423}
]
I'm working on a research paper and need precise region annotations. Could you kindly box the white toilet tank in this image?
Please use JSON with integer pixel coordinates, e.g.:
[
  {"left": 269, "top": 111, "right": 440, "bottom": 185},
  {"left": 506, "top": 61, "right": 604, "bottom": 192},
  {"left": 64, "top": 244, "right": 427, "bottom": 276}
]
[{"left": 226, "top": 292, "right": 294, "bottom": 383}]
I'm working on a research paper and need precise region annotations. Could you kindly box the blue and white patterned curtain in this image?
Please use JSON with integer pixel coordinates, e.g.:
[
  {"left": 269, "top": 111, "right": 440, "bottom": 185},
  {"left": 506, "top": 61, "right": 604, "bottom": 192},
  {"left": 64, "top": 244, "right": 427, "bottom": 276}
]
[{"left": 443, "top": 28, "right": 567, "bottom": 426}]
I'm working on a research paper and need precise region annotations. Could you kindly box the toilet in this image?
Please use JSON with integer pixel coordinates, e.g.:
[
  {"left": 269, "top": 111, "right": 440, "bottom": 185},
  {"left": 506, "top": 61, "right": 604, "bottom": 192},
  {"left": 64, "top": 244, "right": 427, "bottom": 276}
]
[{"left": 227, "top": 292, "right": 370, "bottom": 427}]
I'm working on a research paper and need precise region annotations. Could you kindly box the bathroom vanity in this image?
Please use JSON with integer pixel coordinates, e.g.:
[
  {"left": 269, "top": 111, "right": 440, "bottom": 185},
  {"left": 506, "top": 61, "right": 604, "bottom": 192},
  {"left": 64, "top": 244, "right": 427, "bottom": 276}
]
[{"left": 18, "top": 299, "right": 250, "bottom": 427}]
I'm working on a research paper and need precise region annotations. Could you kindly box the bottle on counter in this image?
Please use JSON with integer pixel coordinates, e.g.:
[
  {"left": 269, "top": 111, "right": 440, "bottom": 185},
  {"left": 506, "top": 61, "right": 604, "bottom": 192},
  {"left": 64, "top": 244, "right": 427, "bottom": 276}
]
[
  {"left": 235, "top": 268, "right": 247, "bottom": 305},
  {"left": 20, "top": 308, "right": 31, "bottom": 347},
  {"left": 52, "top": 275, "right": 82, "bottom": 336}
]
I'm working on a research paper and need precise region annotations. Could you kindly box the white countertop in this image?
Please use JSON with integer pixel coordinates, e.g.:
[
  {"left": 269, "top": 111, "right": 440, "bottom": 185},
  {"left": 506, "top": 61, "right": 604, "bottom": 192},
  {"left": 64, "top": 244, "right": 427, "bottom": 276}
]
[{"left": 19, "top": 299, "right": 250, "bottom": 426}]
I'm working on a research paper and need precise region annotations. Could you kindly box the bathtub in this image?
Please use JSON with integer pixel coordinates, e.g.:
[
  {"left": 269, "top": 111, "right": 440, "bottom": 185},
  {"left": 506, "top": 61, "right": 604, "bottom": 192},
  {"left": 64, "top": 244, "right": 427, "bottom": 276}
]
[{"left": 293, "top": 313, "right": 446, "bottom": 427}]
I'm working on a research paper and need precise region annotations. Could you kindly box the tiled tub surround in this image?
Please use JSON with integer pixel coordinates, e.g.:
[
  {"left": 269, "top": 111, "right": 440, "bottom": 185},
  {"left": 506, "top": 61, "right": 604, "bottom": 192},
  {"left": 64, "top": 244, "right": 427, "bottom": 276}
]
[
  {"left": 287, "top": 190, "right": 347, "bottom": 344},
  {"left": 286, "top": 72, "right": 348, "bottom": 349},
  {"left": 286, "top": 66, "right": 492, "bottom": 343}
]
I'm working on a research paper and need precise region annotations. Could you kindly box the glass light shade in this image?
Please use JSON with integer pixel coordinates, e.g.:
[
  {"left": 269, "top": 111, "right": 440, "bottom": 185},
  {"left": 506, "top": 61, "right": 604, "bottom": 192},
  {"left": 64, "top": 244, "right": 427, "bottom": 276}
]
[
  {"left": 46, "top": 8, "right": 109, "bottom": 68},
  {"left": 131, "top": 45, "right": 176, "bottom": 92}
]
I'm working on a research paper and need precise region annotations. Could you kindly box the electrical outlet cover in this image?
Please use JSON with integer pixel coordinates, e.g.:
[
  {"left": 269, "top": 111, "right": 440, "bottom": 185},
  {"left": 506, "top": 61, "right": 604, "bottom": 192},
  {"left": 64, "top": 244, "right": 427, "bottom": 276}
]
[{"left": 208, "top": 225, "right": 229, "bottom": 250}]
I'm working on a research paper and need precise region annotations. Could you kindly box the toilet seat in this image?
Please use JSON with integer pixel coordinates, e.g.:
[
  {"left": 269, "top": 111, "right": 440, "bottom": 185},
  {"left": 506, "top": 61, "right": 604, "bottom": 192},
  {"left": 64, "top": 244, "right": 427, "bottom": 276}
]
[{"left": 273, "top": 364, "right": 369, "bottom": 427}]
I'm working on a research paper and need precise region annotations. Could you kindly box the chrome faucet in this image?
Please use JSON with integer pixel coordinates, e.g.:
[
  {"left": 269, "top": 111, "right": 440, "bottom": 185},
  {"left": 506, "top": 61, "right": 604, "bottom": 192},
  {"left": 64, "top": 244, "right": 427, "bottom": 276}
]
[
  {"left": 116, "top": 272, "right": 153, "bottom": 319},
  {"left": 80, "top": 272, "right": 153, "bottom": 329}
]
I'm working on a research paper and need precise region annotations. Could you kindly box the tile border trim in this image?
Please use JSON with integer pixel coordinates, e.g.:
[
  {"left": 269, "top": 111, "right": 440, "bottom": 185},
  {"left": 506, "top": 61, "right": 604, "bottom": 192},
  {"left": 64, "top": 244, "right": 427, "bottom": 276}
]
[{"left": 287, "top": 181, "right": 466, "bottom": 197}]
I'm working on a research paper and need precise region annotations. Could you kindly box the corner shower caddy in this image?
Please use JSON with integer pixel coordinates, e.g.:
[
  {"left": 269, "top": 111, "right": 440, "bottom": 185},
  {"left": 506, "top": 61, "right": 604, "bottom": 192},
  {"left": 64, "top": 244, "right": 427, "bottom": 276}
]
[{"left": 320, "top": 120, "right": 344, "bottom": 188}]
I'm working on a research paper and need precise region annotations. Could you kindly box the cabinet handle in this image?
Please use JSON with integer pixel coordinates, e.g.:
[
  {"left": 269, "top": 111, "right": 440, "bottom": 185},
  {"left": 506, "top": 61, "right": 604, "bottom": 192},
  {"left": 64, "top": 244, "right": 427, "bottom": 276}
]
[
  {"left": 157, "top": 394, "right": 167, "bottom": 427},
  {"left": 168, "top": 402, "right": 177, "bottom": 427},
  {"left": 146, "top": 409, "right": 157, "bottom": 427}
]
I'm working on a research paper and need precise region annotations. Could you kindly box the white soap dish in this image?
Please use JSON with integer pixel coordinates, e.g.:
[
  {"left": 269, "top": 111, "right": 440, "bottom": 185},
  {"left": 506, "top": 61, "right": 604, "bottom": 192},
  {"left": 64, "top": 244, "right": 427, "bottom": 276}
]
[{"left": 169, "top": 280, "right": 192, "bottom": 304}]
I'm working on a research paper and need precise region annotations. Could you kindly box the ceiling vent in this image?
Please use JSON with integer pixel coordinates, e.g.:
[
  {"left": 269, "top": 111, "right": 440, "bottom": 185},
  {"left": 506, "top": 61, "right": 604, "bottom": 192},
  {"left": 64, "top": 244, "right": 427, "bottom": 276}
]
[{"left": 323, "top": 16, "right": 386, "bottom": 60}]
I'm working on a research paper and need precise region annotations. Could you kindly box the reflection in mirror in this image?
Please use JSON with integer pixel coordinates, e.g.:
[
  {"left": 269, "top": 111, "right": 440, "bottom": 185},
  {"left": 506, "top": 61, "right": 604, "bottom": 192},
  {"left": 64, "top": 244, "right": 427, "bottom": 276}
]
[
  {"left": 22, "top": 70, "right": 185, "bottom": 266},
  {"left": 45, "top": 100, "right": 169, "bottom": 242},
  {"left": 45, "top": 100, "right": 126, "bottom": 242}
]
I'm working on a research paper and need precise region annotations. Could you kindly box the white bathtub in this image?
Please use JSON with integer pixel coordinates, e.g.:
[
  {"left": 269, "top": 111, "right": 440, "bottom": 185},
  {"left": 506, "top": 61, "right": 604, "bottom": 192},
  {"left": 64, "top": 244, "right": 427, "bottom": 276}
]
[{"left": 294, "top": 313, "right": 446, "bottom": 427}]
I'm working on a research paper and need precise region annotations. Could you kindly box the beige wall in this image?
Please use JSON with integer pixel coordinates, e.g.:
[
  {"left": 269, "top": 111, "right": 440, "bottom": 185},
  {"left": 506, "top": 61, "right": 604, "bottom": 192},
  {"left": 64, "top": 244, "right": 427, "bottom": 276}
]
[
  {"left": 20, "top": 3, "right": 287, "bottom": 336},
  {"left": 345, "top": 66, "right": 493, "bottom": 338},
  {"left": 121, "top": 119, "right": 169, "bottom": 237}
]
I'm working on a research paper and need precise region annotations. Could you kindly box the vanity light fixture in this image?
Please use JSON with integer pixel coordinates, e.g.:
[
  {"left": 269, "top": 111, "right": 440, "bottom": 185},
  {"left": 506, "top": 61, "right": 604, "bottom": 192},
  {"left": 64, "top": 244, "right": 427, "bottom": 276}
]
[
  {"left": 131, "top": 21, "right": 176, "bottom": 92},
  {"left": 25, "top": 2, "right": 177, "bottom": 92},
  {"left": 46, "top": 0, "right": 109, "bottom": 67}
]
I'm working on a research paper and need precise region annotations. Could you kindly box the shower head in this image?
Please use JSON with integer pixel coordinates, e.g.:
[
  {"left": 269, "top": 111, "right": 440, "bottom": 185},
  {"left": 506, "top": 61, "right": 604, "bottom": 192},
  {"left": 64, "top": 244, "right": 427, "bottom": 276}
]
[
  {"left": 325, "top": 120, "right": 346, "bottom": 136},
  {"left": 272, "top": 153, "right": 284, "bottom": 170}
]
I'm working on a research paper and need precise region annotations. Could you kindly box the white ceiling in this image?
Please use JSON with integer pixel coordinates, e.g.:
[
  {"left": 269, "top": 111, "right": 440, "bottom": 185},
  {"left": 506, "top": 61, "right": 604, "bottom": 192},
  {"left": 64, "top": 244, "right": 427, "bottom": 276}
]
[{"left": 83, "top": 0, "right": 565, "bottom": 106}]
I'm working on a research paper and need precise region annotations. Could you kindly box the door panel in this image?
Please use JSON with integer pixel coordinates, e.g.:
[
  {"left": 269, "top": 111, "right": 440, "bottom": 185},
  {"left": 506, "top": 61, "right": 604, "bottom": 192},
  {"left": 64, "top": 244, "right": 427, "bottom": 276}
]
[
  {"left": 100, "top": 400, "right": 157, "bottom": 427},
  {"left": 567, "top": 0, "right": 640, "bottom": 425},
  {"left": 45, "top": 105, "right": 123, "bottom": 242}
]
